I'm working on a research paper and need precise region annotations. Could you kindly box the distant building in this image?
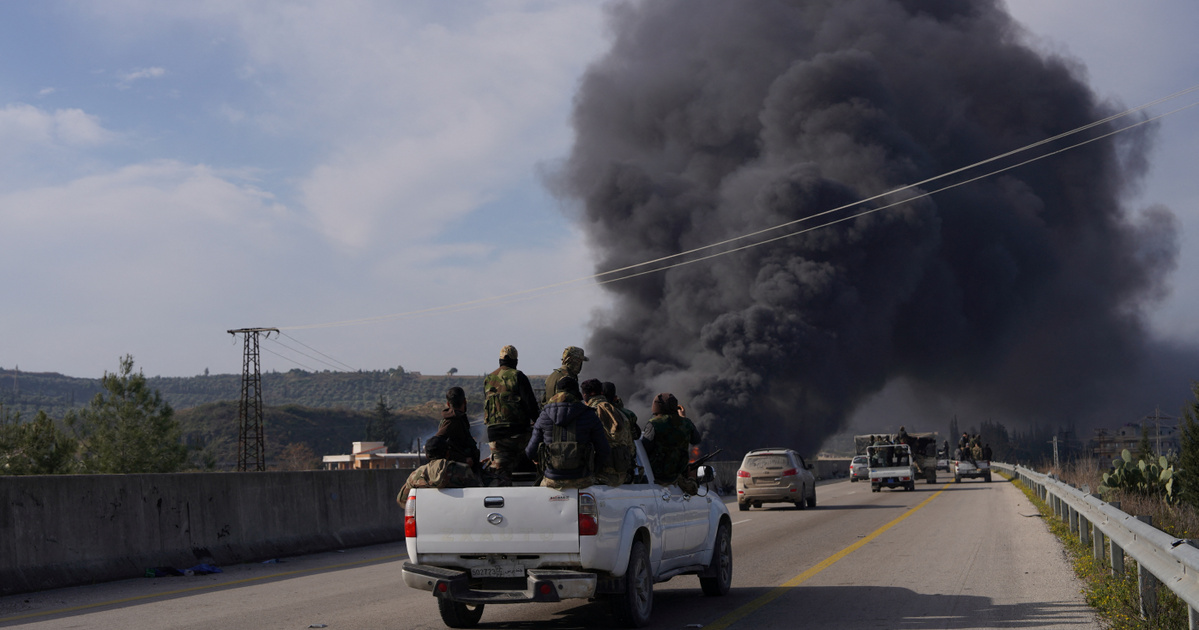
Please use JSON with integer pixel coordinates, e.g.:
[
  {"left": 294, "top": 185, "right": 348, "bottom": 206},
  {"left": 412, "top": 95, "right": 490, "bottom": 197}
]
[
  {"left": 1090, "top": 420, "right": 1178, "bottom": 463},
  {"left": 321, "top": 441, "right": 423, "bottom": 470}
]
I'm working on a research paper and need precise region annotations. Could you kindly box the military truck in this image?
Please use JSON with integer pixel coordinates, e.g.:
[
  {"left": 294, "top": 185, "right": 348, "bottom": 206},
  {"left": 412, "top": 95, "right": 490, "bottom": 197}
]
[{"left": 854, "top": 432, "right": 939, "bottom": 484}]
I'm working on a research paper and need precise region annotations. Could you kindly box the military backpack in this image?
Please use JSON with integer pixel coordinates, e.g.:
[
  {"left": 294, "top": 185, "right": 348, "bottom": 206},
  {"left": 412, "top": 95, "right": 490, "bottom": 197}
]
[
  {"left": 484, "top": 367, "right": 525, "bottom": 428},
  {"left": 538, "top": 416, "right": 593, "bottom": 477}
]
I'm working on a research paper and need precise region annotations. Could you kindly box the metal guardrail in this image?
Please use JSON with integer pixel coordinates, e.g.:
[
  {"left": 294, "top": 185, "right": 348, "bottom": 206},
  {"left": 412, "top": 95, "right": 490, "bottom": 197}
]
[{"left": 992, "top": 462, "right": 1199, "bottom": 627}]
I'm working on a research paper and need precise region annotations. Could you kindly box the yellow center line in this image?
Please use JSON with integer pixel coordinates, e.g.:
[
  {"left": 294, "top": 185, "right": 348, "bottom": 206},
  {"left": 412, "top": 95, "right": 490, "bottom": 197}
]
[
  {"left": 0, "top": 553, "right": 408, "bottom": 624},
  {"left": 706, "top": 484, "right": 951, "bottom": 630}
]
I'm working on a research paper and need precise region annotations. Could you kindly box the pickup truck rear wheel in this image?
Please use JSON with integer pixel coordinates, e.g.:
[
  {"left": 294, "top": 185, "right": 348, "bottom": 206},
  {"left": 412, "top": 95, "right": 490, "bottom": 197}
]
[
  {"left": 437, "top": 599, "right": 484, "bottom": 628},
  {"left": 611, "top": 539, "right": 653, "bottom": 627},
  {"left": 700, "top": 521, "right": 732, "bottom": 596}
]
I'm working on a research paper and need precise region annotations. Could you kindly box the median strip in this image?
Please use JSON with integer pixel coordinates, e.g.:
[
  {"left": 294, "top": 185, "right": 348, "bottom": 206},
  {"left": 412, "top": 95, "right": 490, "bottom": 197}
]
[{"left": 704, "top": 484, "right": 950, "bottom": 630}]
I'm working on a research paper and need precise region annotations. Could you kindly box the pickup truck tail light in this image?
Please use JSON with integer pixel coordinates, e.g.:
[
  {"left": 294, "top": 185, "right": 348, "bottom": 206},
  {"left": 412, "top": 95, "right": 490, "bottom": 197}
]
[
  {"left": 404, "top": 493, "right": 416, "bottom": 538},
  {"left": 578, "top": 492, "right": 598, "bottom": 536},
  {"left": 736, "top": 470, "right": 750, "bottom": 478}
]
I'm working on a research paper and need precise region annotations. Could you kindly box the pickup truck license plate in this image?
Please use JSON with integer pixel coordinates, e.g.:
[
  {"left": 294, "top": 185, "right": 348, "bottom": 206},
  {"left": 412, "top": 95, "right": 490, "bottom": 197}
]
[{"left": 470, "top": 565, "right": 525, "bottom": 578}]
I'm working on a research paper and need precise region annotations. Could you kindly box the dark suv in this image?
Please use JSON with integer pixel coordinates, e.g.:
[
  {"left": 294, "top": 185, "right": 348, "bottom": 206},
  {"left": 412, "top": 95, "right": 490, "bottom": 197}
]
[{"left": 736, "top": 448, "right": 816, "bottom": 511}]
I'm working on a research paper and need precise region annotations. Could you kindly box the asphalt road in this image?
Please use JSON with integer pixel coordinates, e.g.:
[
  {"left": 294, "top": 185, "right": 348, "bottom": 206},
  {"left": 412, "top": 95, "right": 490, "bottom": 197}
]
[{"left": 0, "top": 475, "right": 1101, "bottom": 630}]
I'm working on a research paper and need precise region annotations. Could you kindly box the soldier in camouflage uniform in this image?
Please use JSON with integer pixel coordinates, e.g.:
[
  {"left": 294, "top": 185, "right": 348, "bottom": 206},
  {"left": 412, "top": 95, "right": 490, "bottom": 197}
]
[
  {"left": 602, "top": 381, "right": 640, "bottom": 440},
  {"left": 581, "top": 378, "right": 634, "bottom": 486},
  {"left": 526, "top": 376, "right": 611, "bottom": 490},
  {"left": 542, "top": 346, "right": 587, "bottom": 406},
  {"left": 642, "top": 392, "right": 700, "bottom": 490},
  {"left": 484, "top": 345, "right": 540, "bottom": 486}
]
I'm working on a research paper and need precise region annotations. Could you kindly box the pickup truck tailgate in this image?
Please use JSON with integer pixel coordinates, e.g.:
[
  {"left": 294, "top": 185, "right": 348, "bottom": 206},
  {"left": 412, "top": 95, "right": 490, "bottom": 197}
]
[{"left": 413, "top": 487, "right": 580, "bottom": 554}]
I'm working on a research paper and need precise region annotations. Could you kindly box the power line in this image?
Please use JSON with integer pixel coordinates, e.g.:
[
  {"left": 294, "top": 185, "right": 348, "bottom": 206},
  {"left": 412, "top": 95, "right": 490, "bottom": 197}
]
[
  {"left": 261, "top": 345, "right": 317, "bottom": 372},
  {"left": 267, "top": 336, "right": 351, "bottom": 372},
  {"left": 276, "top": 83, "right": 1199, "bottom": 332},
  {"left": 279, "top": 332, "right": 358, "bottom": 371}
]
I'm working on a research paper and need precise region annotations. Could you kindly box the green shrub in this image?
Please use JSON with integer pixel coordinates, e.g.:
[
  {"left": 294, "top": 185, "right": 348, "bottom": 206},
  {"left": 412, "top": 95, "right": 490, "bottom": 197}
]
[{"left": 1100, "top": 449, "right": 1181, "bottom": 505}]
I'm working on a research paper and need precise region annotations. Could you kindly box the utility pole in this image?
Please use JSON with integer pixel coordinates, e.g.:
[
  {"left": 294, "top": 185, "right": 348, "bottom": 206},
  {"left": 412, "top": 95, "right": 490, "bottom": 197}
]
[
  {"left": 1142, "top": 407, "right": 1177, "bottom": 457},
  {"left": 228, "top": 327, "right": 278, "bottom": 472}
]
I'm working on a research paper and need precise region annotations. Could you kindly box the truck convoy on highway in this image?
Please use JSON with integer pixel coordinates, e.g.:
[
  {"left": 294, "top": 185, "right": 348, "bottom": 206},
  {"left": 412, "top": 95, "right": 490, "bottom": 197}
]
[
  {"left": 400, "top": 440, "right": 732, "bottom": 628},
  {"left": 854, "top": 432, "right": 939, "bottom": 485},
  {"left": 952, "top": 457, "right": 992, "bottom": 482},
  {"left": 865, "top": 443, "right": 917, "bottom": 492}
]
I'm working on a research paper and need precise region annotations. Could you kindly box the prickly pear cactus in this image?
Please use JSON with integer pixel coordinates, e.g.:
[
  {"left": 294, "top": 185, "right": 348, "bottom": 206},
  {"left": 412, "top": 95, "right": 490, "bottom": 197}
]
[{"left": 1100, "top": 449, "right": 1181, "bottom": 505}]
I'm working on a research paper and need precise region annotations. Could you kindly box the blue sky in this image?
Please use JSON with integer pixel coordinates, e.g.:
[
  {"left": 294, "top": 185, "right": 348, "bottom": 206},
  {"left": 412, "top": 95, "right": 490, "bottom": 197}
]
[{"left": 1, "top": 0, "right": 1196, "bottom": 381}]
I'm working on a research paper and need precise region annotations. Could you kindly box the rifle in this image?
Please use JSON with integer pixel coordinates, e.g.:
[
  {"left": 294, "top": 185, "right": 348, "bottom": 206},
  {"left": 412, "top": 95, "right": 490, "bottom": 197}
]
[{"left": 688, "top": 448, "right": 723, "bottom": 471}]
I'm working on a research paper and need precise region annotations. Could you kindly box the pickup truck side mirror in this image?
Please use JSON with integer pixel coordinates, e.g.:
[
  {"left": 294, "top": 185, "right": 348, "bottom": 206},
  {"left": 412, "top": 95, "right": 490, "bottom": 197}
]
[{"left": 696, "top": 465, "right": 715, "bottom": 484}]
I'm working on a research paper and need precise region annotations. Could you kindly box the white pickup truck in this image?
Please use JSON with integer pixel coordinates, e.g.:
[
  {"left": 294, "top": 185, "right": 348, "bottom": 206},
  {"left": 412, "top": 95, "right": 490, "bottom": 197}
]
[
  {"left": 401, "top": 440, "right": 733, "bottom": 628},
  {"left": 867, "top": 443, "right": 917, "bottom": 492},
  {"left": 951, "top": 458, "right": 992, "bottom": 482}
]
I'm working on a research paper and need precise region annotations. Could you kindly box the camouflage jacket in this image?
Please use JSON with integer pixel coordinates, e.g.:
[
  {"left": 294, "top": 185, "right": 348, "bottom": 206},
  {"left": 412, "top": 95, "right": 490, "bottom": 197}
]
[{"left": 643, "top": 413, "right": 700, "bottom": 482}]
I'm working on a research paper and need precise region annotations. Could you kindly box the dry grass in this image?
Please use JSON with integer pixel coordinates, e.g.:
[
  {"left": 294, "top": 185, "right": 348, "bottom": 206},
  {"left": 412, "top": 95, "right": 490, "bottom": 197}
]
[{"left": 1051, "top": 457, "right": 1199, "bottom": 541}]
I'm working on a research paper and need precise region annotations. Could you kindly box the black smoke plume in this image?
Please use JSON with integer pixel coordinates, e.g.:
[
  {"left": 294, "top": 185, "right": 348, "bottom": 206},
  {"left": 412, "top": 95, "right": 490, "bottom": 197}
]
[{"left": 561, "top": 0, "right": 1190, "bottom": 456}]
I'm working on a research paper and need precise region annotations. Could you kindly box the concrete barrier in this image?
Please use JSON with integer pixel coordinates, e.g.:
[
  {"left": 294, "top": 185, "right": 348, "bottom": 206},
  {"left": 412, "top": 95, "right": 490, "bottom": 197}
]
[
  {"left": 1, "top": 469, "right": 411, "bottom": 596},
  {"left": 813, "top": 459, "right": 850, "bottom": 480}
]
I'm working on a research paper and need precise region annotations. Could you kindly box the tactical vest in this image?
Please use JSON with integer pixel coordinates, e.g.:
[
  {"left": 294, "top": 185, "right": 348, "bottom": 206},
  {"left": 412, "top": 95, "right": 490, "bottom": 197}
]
[
  {"left": 484, "top": 366, "right": 524, "bottom": 428},
  {"left": 538, "top": 415, "right": 593, "bottom": 477}
]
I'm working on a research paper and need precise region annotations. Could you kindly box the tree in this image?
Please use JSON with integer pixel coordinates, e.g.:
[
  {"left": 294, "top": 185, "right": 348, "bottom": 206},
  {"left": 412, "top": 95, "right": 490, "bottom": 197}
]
[
  {"left": 275, "top": 442, "right": 319, "bottom": 471},
  {"left": 365, "top": 395, "right": 399, "bottom": 451},
  {"left": 447, "top": 367, "right": 458, "bottom": 376},
  {"left": 1179, "top": 384, "right": 1199, "bottom": 508},
  {"left": 1136, "top": 423, "right": 1155, "bottom": 462},
  {"left": 979, "top": 419, "right": 1011, "bottom": 462},
  {"left": 67, "top": 355, "right": 187, "bottom": 474},
  {"left": 1, "top": 411, "right": 78, "bottom": 475}
]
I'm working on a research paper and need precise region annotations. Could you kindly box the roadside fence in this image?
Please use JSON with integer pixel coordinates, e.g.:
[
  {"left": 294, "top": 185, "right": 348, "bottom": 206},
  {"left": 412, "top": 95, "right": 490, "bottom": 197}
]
[{"left": 992, "top": 462, "right": 1199, "bottom": 628}]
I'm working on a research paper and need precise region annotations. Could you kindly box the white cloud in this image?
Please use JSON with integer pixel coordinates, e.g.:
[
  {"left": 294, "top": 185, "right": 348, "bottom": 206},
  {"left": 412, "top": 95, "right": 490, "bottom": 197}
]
[
  {"left": 0, "top": 103, "right": 114, "bottom": 150},
  {"left": 77, "top": 1, "right": 608, "bottom": 251},
  {"left": 0, "top": 159, "right": 297, "bottom": 376},
  {"left": 1, "top": 1, "right": 615, "bottom": 377},
  {"left": 243, "top": 3, "right": 608, "bottom": 250},
  {"left": 119, "top": 66, "right": 166, "bottom": 84}
]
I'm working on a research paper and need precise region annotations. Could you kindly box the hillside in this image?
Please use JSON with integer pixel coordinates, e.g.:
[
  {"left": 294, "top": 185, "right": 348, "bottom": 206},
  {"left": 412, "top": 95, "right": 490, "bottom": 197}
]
[
  {"left": 0, "top": 367, "right": 511, "bottom": 466},
  {"left": 0, "top": 367, "right": 495, "bottom": 418},
  {"left": 176, "top": 400, "right": 446, "bottom": 466}
]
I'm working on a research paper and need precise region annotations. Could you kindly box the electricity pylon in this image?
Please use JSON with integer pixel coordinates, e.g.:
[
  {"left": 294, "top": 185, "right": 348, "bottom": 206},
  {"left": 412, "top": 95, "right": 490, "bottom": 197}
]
[{"left": 228, "top": 328, "right": 278, "bottom": 472}]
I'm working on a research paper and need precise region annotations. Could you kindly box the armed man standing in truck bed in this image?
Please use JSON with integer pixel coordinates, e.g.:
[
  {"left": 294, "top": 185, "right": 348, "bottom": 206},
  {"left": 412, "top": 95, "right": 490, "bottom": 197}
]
[
  {"left": 483, "top": 345, "right": 540, "bottom": 486},
  {"left": 542, "top": 346, "right": 587, "bottom": 406}
]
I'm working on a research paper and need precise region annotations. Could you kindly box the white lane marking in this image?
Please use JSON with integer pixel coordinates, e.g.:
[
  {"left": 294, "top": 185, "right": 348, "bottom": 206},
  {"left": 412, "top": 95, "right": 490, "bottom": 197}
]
[{"left": 732, "top": 519, "right": 752, "bottom": 525}]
